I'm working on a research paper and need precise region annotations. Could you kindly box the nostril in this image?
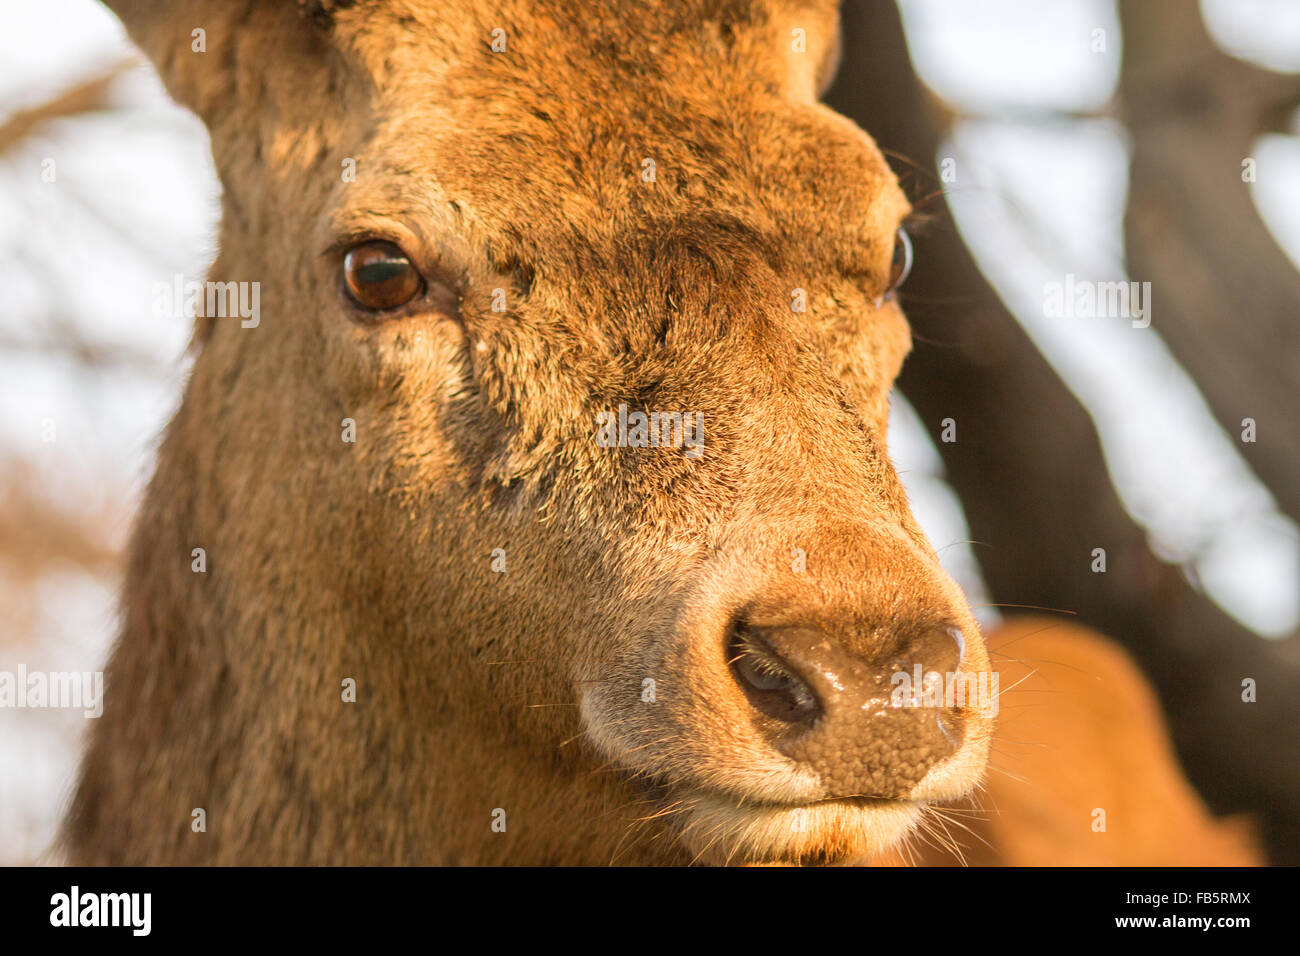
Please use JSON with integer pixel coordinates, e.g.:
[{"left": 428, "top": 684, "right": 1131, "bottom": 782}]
[{"left": 727, "top": 626, "right": 821, "bottom": 726}]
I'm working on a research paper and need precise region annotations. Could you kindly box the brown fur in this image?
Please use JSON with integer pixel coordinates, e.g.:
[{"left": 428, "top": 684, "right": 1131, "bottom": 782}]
[{"left": 64, "top": 0, "right": 1251, "bottom": 865}]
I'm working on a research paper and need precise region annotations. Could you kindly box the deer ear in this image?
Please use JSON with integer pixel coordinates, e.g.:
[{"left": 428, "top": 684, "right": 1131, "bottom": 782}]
[
  {"left": 772, "top": 1, "right": 844, "bottom": 103},
  {"left": 103, "top": 0, "right": 327, "bottom": 127}
]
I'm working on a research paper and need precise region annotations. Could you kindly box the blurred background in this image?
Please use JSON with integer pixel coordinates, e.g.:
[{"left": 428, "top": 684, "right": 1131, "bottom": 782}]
[{"left": 1, "top": 0, "right": 1297, "bottom": 863}]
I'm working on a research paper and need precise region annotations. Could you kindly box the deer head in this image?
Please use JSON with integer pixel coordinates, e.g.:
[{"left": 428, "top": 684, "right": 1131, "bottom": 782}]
[{"left": 67, "top": 0, "right": 993, "bottom": 865}]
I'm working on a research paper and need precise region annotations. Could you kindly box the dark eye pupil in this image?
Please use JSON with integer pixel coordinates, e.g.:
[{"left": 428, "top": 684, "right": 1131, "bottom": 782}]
[
  {"left": 888, "top": 227, "right": 913, "bottom": 292},
  {"left": 356, "top": 258, "right": 408, "bottom": 284}
]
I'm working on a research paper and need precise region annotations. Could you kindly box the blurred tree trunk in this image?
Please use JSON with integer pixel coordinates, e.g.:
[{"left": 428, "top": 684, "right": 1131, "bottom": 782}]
[
  {"left": 826, "top": 0, "right": 1300, "bottom": 862},
  {"left": 1120, "top": 0, "right": 1300, "bottom": 525},
  {"left": 0, "top": 63, "right": 132, "bottom": 153}
]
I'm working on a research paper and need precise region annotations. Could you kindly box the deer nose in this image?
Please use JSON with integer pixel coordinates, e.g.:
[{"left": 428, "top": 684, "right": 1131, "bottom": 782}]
[{"left": 728, "top": 621, "right": 969, "bottom": 798}]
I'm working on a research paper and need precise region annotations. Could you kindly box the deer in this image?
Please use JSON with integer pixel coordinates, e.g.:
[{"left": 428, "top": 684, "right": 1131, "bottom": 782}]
[{"left": 63, "top": 0, "right": 1258, "bottom": 866}]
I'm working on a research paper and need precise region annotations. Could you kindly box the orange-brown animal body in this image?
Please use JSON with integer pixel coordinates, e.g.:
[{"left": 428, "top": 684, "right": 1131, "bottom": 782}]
[{"left": 64, "top": 0, "right": 1255, "bottom": 865}]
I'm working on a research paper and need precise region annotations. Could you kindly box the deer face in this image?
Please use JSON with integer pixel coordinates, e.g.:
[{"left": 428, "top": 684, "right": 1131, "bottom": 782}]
[{"left": 115, "top": 0, "right": 992, "bottom": 864}]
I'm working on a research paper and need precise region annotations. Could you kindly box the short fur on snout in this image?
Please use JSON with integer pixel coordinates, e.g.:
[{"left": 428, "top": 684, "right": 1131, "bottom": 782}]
[{"left": 65, "top": 0, "right": 992, "bottom": 866}]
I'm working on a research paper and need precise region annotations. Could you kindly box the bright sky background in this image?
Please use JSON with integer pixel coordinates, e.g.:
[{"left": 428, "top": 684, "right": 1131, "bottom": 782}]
[{"left": 1, "top": 0, "right": 1297, "bottom": 863}]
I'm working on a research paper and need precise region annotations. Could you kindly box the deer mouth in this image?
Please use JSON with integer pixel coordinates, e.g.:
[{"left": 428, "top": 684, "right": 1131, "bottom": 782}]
[
  {"left": 655, "top": 783, "right": 927, "bottom": 865},
  {"left": 621, "top": 736, "right": 988, "bottom": 865},
  {"left": 615, "top": 763, "right": 932, "bottom": 865}
]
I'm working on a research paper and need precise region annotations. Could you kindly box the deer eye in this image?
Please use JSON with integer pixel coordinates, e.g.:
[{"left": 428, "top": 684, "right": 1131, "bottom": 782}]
[
  {"left": 342, "top": 240, "right": 424, "bottom": 311},
  {"left": 886, "top": 227, "right": 913, "bottom": 294}
]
